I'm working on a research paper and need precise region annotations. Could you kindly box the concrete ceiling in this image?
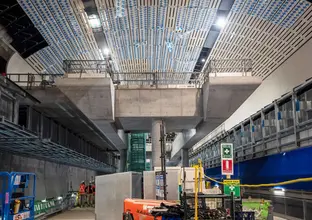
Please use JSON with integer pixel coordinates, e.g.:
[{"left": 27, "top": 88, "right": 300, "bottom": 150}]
[{"left": 207, "top": 0, "right": 312, "bottom": 79}]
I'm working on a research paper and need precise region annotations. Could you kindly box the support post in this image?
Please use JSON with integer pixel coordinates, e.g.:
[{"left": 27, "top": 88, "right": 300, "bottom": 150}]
[
  {"left": 160, "top": 120, "right": 167, "bottom": 200},
  {"left": 151, "top": 120, "right": 163, "bottom": 169},
  {"left": 292, "top": 91, "right": 300, "bottom": 147},
  {"left": 27, "top": 106, "right": 32, "bottom": 130},
  {"left": 274, "top": 101, "right": 281, "bottom": 152},
  {"left": 0, "top": 89, "right": 2, "bottom": 117},
  {"left": 119, "top": 149, "right": 127, "bottom": 172},
  {"left": 13, "top": 98, "right": 19, "bottom": 124},
  {"left": 181, "top": 148, "right": 189, "bottom": 167}
]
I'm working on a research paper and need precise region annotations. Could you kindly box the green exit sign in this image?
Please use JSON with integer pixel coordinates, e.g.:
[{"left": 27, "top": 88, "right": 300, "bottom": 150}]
[{"left": 223, "top": 179, "right": 241, "bottom": 198}]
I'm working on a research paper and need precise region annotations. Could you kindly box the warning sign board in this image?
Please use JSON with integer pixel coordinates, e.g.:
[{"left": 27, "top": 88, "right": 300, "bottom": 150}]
[
  {"left": 221, "top": 143, "right": 234, "bottom": 175},
  {"left": 223, "top": 179, "right": 241, "bottom": 198}
]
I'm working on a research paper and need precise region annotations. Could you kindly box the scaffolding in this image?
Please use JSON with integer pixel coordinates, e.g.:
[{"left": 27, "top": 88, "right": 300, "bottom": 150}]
[{"left": 127, "top": 133, "right": 146, "bottom": 172}]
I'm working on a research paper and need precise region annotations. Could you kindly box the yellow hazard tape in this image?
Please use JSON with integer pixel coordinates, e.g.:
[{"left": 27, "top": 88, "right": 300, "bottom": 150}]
[{"left": 204, "top": 175, "right": 312, "bottom": 187}]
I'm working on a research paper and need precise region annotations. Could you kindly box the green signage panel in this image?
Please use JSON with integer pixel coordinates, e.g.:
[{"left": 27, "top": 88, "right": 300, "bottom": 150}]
[
  {"left": 221, "top": 143, "right": 233, "bottom": 159},
  {"left": 223, "top": 179, "right": 241, "bottom": 198}
]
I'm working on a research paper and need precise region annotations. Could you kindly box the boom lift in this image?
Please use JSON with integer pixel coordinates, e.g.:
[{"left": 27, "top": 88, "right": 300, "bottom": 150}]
[{"left": 0, "top": 172, "right": 36, "bottom": 220}]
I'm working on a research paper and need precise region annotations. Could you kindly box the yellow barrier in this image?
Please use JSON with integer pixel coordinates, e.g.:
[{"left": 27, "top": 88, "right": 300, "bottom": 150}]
[{"left": 204, "top": 175, "right": 312, "bottom": 187}]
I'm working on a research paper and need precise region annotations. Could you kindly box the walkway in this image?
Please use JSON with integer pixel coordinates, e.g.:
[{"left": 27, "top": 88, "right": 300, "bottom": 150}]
[{"left": 47, "top": 208, "right": 95, "bottom": 220}]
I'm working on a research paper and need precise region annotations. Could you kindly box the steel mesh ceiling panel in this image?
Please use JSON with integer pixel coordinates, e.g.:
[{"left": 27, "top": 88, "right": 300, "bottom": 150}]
[
  {"left": 95, "top": 0, "right": 221, "bottom": 74},
  {"left": 208, "top": 0, "right": 312, "bottom": 79},
  {"left": 17, "top": 0, "right": 103, "bottom": 75}
]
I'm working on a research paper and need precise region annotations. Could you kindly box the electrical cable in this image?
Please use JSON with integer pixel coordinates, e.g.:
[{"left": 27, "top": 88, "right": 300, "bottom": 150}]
[{"left": 204, "top": 174, "right": 312, "bottom": 187}]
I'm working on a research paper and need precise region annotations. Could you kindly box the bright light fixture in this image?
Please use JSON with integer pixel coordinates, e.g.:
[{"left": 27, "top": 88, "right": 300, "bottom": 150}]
[
  {"left": 103, "top": 48, "right": 110, "bottom": 55},
  {"left": 272, "top": 187, "right": 285, "bottom": 195},
  {"left": 88, "top": 14, "right": 101, "bottom": 29},
  {"left": 201, "top": 58, "right": 206, "bottom": 63},
  {"left": 216, "top": 17, "right": 227, "bottom": 28}
]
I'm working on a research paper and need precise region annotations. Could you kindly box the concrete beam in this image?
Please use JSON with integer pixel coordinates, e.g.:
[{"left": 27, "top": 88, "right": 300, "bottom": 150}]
[
  {"left": 54, "top": 77, "right": 126, "bottom": 150},
  {"left": 170, "top": 76, "right": 261, "bottom": 163},
  {"left": 171, "top": 129, "right": 196, "bottom": 158},
  {"left": 56, "top": 77, "right": 114, "bottom": 121},
  {"left": 116, "top": 88, "right": 202, "bottom": 117},
  {"left": 28, "top": 87, "right": 120, "bottom": 150}
]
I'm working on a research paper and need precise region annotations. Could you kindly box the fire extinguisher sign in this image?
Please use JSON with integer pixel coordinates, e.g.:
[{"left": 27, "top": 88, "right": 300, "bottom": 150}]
[{"left": 221, "top": 143, "right": 234, "bottom": 176}]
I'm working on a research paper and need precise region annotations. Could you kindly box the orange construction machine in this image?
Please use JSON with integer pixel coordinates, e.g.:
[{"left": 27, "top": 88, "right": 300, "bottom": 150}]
[{"left": 123, "top": 199, "right": 179, "bottom": 220}]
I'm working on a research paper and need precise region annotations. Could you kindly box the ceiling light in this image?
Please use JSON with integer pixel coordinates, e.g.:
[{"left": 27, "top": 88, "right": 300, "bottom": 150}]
[
  {"left": 216, "top": 17, "right": 227, "bottom": 28},
  {"left": 103, "top": 48, "right": 110, "bottom": 55},
  {"left": 201, "top": 59, "right": 206, "bottom": 63},
  {"left": 88, "top": 14, "right": 101, "bottom": 29}
]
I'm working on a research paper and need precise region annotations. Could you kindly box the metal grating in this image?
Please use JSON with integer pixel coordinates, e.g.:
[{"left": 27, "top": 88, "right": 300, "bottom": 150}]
[
  {"left": 208, "top": 0, "right": 312, "bottom": 79},
  {"left": 0, "top": 117, "right": 114, "bottom": 173},
  {"left": 127, "top": 133, "right": 146, "bottom": 172},
  {"left": 95, "top": 0, "right": 221, "bottom": 78},
  {"left": 17, "top": 0, "right": 103, "bottom": 75}
]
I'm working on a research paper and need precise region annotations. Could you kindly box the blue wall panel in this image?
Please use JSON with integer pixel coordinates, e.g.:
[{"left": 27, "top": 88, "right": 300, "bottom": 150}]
[{"left": 205, "top": 147, "right": 312, "bottom": 190}]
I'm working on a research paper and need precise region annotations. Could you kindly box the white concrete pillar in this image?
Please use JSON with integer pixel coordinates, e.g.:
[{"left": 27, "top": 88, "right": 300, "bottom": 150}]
[
  {"left": 151, "top": 120, "right": 163, "bottom": 169},
  {"left": 181, "top": 148, "right": 189, "bottom": 167},
  {"left": 119, "top": 149, "right": 127, "bottom": 172}
]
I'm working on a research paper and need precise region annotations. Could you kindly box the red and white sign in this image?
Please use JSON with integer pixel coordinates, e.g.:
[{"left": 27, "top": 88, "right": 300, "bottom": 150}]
[
  {"left": 222, "top": 160, "right": 233, "bottom": 175},
  {"left": 221, "top": 143, "right": 234, "bottom": 175}
]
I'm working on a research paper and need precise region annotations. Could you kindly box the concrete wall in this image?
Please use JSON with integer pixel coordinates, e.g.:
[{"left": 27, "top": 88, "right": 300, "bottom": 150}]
[
  {"left": 115, "top": 89, "right": 202, "bottom": 117},
  {"left": 224, "top": 37, "right": 312, "bottom": 130},
  {"left": 0, "top": 152, "right": 96, "bottom": 200},
  {"left": 193, "top": 36, "right": 312, "bottom": 149},
  {"left": 6, "top": 53, "right": 36, "bottom": 73}
]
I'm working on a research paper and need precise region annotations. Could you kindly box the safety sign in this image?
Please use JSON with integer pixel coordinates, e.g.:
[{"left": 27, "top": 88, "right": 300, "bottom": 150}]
[
  {"left": 221, "top": 143, "right": 234, "bottom": 175},
  {"left": 223, "top": 179, "right": 241, "bottom": 198}
]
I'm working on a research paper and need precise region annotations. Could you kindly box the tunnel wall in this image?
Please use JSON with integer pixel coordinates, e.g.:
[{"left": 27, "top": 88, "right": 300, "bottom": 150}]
[
  {"left": 205, "top": 146, "right": 312, "bottom": 190},
  {"left": 0, "top": 152, "right": 96, "bottom": 200},
  {"left": 223, "top": 37, "right": 312, "bottom": 130}
]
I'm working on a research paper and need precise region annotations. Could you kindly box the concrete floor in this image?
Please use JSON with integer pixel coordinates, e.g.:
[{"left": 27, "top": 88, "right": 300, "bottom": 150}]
[
  {"left": 47, "top": 208, "right": 286, "bottom": 220},
  {"left": 47, "top": 208, "right": 95, "bottom": 220}
]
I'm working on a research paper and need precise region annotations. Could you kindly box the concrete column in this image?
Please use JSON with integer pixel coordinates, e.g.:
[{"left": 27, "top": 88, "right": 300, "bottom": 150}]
[
  {"left": 181, "top": 148, "right": 189, "bottom": 167},
  {"left": 151, "top": 120, "right": 163, "bottom": 169},
  {"left": 202, "top": 81, "right": 209, "bottom": 121},
  {"left": 13, "top": 99, "right": 19, "bottom": 124},
  {"left": 27, "top": 106, "right": 32, "bottom": 130},
  {"left": 119, "top": 149, "right": 127, "bottom": 172}
]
